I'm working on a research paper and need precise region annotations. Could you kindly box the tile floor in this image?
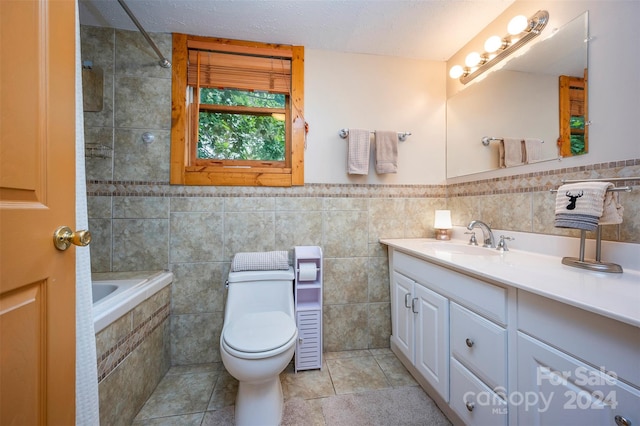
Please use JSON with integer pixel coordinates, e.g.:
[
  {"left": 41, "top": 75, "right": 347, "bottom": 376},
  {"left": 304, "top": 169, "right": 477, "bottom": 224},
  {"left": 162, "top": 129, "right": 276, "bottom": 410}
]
[{"left": 131, "top": 348, "right": 437, "bottom": 425}]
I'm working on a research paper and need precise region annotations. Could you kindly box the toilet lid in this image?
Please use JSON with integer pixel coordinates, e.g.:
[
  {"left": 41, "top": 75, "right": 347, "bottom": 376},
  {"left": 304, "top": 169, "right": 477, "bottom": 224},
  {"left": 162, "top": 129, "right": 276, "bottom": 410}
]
[{"left": 223, "top": 311, "right": 296, "bottom": 353}]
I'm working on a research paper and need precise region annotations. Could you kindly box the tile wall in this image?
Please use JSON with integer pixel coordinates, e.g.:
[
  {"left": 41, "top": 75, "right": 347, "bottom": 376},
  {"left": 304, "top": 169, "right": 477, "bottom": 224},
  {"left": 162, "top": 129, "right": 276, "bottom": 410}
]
[{"left": 82, "top": 26, "right": 639, "bottom": 368}]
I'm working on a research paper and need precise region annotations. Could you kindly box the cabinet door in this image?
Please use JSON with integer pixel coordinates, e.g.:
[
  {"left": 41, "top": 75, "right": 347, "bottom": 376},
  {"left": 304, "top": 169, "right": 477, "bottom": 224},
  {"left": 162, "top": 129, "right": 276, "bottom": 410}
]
[
  {"left": 517, "top": 332, "right": 640, "bottom": 426},
  {"left": 391, "top": 271, "right": 414, "bottom": 361},
  {"left": 414, "top": 284, "right": 449, "bottom": 401}
]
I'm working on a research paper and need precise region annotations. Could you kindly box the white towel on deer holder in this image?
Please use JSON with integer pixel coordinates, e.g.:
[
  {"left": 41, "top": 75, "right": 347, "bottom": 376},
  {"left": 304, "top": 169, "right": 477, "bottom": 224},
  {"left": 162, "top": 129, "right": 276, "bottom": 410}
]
[{"left": 554, "top": 182, "right": 613, "bottom": 231}]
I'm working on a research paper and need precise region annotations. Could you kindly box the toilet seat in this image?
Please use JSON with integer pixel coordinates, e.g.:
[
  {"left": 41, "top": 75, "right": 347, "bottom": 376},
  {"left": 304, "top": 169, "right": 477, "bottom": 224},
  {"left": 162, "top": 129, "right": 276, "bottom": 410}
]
[{"left": 223, "top": 311, "right": 296, "bottom": 353}]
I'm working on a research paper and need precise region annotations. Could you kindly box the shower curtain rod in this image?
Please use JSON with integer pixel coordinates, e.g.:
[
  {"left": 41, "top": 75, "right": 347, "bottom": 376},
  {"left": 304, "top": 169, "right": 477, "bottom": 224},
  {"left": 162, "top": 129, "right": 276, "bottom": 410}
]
[{"left": 117, "top": 0, "right": 171, "bottom": 68}]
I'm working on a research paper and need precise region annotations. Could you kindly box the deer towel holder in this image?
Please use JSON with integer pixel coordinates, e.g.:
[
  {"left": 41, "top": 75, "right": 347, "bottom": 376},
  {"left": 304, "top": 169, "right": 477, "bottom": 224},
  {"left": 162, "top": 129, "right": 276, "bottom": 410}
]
[{"left": 549, "top": 177, "right": 637, "bottom": 273}]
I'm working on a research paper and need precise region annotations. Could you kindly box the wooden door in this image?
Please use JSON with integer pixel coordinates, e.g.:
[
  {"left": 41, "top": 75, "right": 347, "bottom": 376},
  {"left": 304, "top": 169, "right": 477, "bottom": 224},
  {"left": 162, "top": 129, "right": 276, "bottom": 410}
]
[{"left": 0, "top": 0, "right": 76, "bottom": 424}]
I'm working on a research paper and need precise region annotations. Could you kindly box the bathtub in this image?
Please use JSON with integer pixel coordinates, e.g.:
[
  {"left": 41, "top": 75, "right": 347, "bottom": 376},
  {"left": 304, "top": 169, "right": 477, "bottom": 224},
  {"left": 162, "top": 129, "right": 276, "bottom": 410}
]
[{"left": 92, "top": 270, "right": 173, "bottom": 333}]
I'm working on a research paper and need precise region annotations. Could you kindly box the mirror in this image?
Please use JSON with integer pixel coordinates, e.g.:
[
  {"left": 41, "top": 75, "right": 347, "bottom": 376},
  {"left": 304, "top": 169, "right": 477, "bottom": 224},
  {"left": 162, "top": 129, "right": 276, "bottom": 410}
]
[{"left": 446, "top": 12, "right": 588, "bottom": 178}]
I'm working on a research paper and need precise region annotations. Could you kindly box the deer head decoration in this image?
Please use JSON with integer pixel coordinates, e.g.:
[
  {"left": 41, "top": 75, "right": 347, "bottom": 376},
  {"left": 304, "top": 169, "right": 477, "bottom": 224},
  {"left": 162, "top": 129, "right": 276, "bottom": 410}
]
[{"left": 565, "top": 190, "right": 584, "bottom": 210}]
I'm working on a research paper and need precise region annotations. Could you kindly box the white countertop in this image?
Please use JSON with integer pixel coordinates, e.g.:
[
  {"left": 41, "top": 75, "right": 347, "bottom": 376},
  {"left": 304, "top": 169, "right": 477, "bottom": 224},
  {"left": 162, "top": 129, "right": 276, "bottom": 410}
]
[{"left": 380, "top": 238, "right": 640, "bottom": 328}]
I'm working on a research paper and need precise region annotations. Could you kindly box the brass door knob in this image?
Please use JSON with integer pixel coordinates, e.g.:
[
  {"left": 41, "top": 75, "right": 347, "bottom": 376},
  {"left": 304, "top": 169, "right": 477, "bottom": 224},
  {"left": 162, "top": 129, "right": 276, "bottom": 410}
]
[{"left": 53, "top": 226, "right": 91, "bottom": 251}]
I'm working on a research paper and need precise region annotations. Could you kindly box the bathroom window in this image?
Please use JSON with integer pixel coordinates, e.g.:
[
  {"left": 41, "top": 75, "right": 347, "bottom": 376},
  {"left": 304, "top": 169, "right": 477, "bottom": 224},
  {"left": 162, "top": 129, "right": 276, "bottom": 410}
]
[{"left": 171, "top": 34, "right": 305, "bottom": 186}]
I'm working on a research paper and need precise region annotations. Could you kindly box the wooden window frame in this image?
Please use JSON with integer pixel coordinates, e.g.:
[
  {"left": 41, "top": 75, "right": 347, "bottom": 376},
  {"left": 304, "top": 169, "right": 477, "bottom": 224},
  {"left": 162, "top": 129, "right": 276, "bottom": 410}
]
[{"left": 171, "top": 34, "right": 305, "bottom": 186}]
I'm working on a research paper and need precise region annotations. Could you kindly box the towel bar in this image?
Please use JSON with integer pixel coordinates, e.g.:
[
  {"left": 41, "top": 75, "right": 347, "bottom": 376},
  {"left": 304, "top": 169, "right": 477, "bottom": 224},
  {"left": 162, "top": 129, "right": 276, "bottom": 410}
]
[
  {"left": 482, "top": 136, "right": 545, "bottom": 146},
  {"left": 338, "top": 129, "right": 411, "bottom": 142},
  {"left": 549, "top": 186, "right": 632, "bottom": 193}
]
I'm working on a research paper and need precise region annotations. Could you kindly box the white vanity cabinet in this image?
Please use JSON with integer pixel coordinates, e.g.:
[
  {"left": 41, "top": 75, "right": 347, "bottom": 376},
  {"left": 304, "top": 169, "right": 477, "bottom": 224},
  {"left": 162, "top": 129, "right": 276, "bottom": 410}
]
[
  {"left": 389, "top": 249, "right": 511, "bottom": 423},
  {"left": 391, "top": 270, "right": 449, "bottom": 400},
  {"left": 383, "top": 238, "right": 640, "bottom": 426},
  {"left": 517, "top": 291, "right": 640, "bottom": 426}
]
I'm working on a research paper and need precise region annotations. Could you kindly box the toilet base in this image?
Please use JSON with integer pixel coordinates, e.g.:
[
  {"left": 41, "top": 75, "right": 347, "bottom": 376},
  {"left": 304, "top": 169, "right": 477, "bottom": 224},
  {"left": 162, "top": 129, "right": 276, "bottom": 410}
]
[{"left": 235, "top": 378, "right": 283, "bottom": 426}]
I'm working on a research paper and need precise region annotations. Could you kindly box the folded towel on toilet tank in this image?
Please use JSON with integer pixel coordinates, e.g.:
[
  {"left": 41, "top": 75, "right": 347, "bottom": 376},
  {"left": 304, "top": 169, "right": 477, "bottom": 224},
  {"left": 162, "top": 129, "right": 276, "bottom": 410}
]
[{"left": 231, "top": 251, "right": 290, "bottom": 272}]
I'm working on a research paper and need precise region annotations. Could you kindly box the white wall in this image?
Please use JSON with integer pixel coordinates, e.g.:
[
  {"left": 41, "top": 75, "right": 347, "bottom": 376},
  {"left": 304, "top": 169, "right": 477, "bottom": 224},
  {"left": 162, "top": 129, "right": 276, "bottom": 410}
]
[
  {"left": 304, "top": 49, "right": 447, "bottom": 184},
  {"left": 446, "top": 0, "right": 640, "bottom": 183}
]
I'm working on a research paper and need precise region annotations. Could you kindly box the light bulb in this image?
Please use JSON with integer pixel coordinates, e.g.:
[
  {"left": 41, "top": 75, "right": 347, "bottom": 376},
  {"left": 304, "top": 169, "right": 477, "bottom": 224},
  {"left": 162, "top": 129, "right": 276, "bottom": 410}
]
[
  {"left": 508, "top": 15, "right": 528, "bottom": 35},
  {"left": 484, "top": 35, "right": 503, "bottom": 53},
  {"left": 449, "top": 65, "right": 464, "bottom": 79},
  {"left": 465, "top": 52, "right": 482, "bottom": 67}
]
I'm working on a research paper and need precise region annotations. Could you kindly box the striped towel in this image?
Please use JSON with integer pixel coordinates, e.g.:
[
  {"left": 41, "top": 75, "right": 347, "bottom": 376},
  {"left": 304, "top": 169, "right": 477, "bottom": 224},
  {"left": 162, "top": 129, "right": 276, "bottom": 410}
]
[
  {"left": 554, "top": 182, "right": 612, "bottom": 231},
  {"left": 347, "top": 129, "right": 371, "bottom": 175},
  {"left": 231, "top": 251, "right": 290, "bottom": 272}
]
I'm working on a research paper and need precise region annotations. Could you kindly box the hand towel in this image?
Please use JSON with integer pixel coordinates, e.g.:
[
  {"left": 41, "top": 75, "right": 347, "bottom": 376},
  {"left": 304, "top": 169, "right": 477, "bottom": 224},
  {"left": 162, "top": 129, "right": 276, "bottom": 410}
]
[
  {"left": 375, "top": 130, "right": 398, "bottom": 174},
  {"left": 498, "top": 141, "right": 506, "bottom": 168},
  {"left": 599, "top": 190, "right": 624, "bottom": 225},
  {"left": 347, "top": 128, "right": 371, "bottom": 175},
  {"left": 554, "top": 182, "right": 613, "bottom": 231},
  {"left": 524, "top": 138, "right": 543, "bottom": 164},
  {"left": 502, "top": 138, "right": 524, "bottom": 167}
]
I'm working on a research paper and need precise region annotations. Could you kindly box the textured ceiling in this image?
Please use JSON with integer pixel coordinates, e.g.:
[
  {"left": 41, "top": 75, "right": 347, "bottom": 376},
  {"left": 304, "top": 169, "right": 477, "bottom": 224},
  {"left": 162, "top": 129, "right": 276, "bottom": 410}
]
[{"left": 79, "top": 0, "right": 516, "bottom": 61}]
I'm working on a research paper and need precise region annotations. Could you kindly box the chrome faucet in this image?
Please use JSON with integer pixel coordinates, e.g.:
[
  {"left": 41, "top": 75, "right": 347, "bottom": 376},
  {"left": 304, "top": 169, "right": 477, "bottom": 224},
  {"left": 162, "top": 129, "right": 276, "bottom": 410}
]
[{"left": 466, "top": 220, "right": 495, "bottom": 248}]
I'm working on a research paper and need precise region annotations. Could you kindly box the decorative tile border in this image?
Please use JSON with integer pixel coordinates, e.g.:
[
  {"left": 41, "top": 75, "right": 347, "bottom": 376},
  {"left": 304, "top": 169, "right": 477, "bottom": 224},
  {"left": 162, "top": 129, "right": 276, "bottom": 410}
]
[
  {"left": 87, "top": 181, "right": 447, "bottom": 198},
  {"left": 86, "top": 158, "right": 639, "bottom": 199},
  {"left": 448, "top": 158, "right": 640, "bottom": 197},
  {"left": 96, "top": 302, "right": 170, "bottom": 383}
]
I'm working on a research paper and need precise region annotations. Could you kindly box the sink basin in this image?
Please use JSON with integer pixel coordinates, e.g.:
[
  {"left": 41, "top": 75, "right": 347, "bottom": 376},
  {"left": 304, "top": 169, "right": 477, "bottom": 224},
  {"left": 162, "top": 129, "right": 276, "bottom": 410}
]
[{"left": 422, "top": 242, "right": 501, "bottom": 256}]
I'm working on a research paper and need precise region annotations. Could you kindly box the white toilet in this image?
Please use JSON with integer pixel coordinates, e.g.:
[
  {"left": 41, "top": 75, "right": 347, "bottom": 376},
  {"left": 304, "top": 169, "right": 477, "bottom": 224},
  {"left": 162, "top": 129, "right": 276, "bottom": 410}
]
[{"left": 220, "top": 267, "right": 298, "bottom": 426}]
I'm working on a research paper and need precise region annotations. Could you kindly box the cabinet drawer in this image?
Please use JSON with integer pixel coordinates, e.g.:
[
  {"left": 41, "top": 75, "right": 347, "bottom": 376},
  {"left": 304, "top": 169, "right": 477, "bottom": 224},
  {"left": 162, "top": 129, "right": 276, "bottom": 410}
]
[
  {"left": 451, "top": 302, "right": 507, "bottom": 389},
  {"left": 518, "top": 291, "right": 640, "bottom": 386},
  {"left": 393, "top": 250, "right": 507, "bottom": 325},
  {"left": 450, "top": 358, "right": 508, "bottom": 426}
]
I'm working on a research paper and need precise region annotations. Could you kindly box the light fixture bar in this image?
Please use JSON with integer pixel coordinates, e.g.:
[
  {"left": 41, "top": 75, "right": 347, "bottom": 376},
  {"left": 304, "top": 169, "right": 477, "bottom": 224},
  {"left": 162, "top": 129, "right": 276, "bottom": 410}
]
[{"left": 459, "top": 10, "right": 549, "bottom": 84}]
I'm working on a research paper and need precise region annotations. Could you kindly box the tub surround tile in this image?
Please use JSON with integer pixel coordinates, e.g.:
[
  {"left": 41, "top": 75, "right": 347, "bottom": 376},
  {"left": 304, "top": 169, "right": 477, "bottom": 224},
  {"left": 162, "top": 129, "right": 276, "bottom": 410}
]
[
  {"left": 84, "top": 127, "right": 115, "bottom": 181},
  {"left": 114, "top": 75, "right": 171, "bottom": 130},
  {"left": 115, "top": 30, "right": 172, "bottom": 79},
  {"left": 112, "top": 219, "right": 169, "bottom": 271},
  {"left": 113, "top": 129, "right": 171, "bottom": 181},
  {"left": 224, "top": 196, "right": 275, "bottom": 212},
  {"left": 88, "top": 218, "right": 112, "bottom": 272},
  {"left": 88, "top": 195, "right": 113, "bottom": 218}
]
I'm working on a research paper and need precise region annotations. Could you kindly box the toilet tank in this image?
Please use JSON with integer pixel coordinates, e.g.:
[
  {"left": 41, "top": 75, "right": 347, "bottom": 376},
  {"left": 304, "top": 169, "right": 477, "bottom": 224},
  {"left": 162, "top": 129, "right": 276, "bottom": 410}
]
[{"left": 225, "top": 268, "right": 295, "bottom": 322}]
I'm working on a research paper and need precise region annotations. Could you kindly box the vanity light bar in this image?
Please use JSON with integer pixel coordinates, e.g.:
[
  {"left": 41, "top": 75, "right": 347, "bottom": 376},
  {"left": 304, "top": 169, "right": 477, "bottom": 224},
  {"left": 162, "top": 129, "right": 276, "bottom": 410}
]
[{"left": 452, "top": 10, "right": 549, "bottom": 85}]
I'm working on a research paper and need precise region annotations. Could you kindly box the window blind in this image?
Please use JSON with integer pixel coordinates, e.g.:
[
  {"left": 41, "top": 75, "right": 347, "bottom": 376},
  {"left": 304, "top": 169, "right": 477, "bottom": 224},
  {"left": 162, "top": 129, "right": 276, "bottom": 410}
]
[{"left": 187, "top": 49, "right": 291, "bottom": 94}]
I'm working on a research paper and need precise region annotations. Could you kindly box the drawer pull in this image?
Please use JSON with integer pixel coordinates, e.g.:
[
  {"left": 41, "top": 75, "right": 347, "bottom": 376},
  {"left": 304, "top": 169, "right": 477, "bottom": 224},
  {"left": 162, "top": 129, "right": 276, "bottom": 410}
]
[
  {"left": 615, "top": 415, "right": 632, "bottom": 426},
  {"left": 465, "top": 338, "right": 474, "bottom": 348},
  {"left": 465, "top": 401, "right": 475, "bottom": 412},
  {"left": 405, "top": 293, "right": 412, "bottom": 309}
]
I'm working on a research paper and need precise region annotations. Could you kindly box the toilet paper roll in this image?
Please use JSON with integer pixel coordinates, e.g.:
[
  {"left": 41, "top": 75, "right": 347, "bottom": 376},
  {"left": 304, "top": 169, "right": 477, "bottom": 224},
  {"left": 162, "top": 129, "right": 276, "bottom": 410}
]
[{"left": 298, "top": 262, "right": 318, "bottom": 281}]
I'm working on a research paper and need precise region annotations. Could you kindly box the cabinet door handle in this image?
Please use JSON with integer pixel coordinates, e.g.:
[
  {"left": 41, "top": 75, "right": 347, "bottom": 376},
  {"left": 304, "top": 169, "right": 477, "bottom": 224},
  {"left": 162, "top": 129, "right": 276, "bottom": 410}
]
[
  {"left": 404, "top": 293, "right": 412, "bottom": 309},
  {"left": 615, "top": 415, "right": 632, "bottom": 426},
  {"left": 465, "top": 338, "right": 474, "bottom": 348},
  {"left": 465, "top": 401, "right": 475, "bottom": 412},
  {"left": 411, "top": 298, "right": 418, "bottom": 314}
]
